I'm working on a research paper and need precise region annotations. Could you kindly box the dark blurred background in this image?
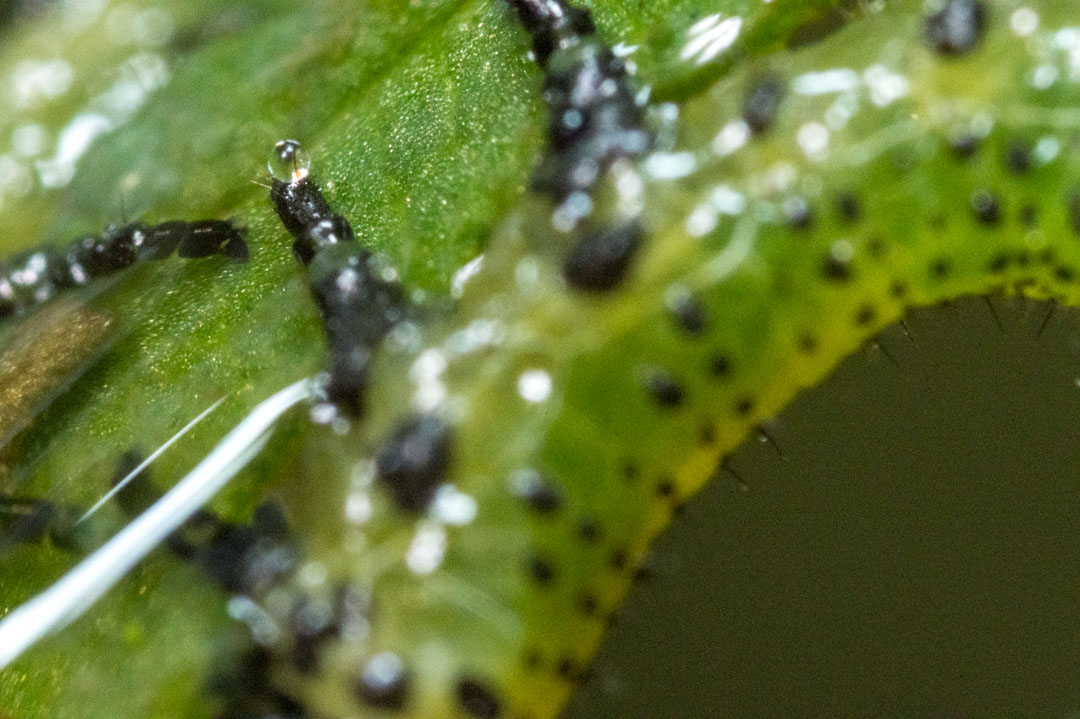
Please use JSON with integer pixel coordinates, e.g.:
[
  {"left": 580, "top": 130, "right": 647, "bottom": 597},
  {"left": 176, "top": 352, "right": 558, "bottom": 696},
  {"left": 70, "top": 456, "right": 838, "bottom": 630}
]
[{"left": 564, "top": 297, "right": 1080, "bottom": 719}]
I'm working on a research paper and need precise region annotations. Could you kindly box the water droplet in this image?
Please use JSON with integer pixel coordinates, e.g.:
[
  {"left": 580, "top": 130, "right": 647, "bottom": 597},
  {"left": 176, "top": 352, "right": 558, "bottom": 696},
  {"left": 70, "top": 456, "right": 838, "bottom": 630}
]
[{"left": 269, "top": 139, "right": 310, "bottom": 182}]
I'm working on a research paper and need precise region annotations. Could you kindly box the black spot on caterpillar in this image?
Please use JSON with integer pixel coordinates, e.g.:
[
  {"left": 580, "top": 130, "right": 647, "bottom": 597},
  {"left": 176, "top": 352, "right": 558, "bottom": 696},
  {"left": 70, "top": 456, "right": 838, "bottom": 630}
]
[{"left": 4, "top": 0, "right": 1080, "bottom": 717}]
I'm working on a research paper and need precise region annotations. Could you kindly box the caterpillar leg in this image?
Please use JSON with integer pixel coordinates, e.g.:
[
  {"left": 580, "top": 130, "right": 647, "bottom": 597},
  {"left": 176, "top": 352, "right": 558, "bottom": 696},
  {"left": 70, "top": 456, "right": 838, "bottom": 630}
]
[
  {"left": 0, "top": 451, "right": 148, "bottom": 554},
  {"left": 268, "top": 140, "right": 411, "bottom": 419},
  {"left": 0, "top": 216, "right": 248, "bottom": 323}
]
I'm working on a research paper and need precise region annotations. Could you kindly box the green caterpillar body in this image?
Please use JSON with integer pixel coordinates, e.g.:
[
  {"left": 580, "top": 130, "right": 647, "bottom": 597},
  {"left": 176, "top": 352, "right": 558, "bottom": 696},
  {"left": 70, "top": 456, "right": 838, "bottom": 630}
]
[{"left": 3, "top": 1, "right": 1080, "bottom": 717}]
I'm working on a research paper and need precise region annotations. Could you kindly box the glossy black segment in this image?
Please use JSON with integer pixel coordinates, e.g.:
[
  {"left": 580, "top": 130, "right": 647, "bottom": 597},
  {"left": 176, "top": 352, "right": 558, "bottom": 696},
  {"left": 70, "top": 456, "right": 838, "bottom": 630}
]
[
  {"left": 563, "top": 222, "right": 642, "bottom": 291},
  {"left": 294, "top": 215, "right": 355, "bottom": 265},
  {"left": 308, "top": 244, "right": 409, "bottom": 416},
  {"left": 504, "top": 0, "right": 595, "bottom": 64},
  {"left": 457, "top": 678, "right": 503, "bottom": 719},
  {"left": 375, "top": 415, "right": 452, "bottom": 512},
  {"left": 177, "top": 219, "right": 249, "bottom": 259},
  {"left": 925, "top": 0, "right": 987, "bottom": 56},
  {"left": 270, "top": 176, "right": 335, "bottom": 243}
]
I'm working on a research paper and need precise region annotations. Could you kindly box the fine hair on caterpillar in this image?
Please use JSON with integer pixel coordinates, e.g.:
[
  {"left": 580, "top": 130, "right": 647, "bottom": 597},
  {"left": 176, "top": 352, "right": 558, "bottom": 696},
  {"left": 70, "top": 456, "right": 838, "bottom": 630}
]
[{"left": 4, "top": 0, "right": 1080, "bottom": 717}]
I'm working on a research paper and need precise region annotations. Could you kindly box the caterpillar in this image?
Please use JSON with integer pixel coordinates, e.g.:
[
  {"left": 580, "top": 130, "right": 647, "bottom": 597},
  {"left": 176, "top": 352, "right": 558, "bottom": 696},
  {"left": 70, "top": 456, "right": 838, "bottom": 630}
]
[{"left": 1, "top": 0, "right": 1079, "bottom": 717}]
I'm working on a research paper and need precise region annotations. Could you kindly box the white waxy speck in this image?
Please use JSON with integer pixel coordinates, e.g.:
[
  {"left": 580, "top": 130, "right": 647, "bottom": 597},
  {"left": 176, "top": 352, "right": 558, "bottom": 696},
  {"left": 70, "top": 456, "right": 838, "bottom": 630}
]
[
  {"left": 824, "top": 93, "right": 858, "bottom": 130},
  {"left": 131, "top": 8, "right": 175, "bottom": 47},
  {"left": 1034, "top": 136, "right": 1061, "bottom": 164},
  {"left": 406, "top": 521, "right": 447, "bottom": 575},
  {"left": 710, "top": 185, "right": 747, "bottom": 215},
  {"left": 612, "top": 42, "right": 639, "bottom": 57},
  {"left": 431, "top": 485, "right": 478, "bottom": 526},
  {"left": 0, "top": 155, "right": 31, "bottom": 198},
  {"left": 517, "top": 369, "right": 553, "bottom": 403},
  {"left": 1032, "top": 63, "right": 1059, "bottom": 89},
  {"left": 450, "top": 254, "right": 484, "bottom": 299},
  {"left": 411, "top": 349, "right": 448, "bottom": 412},
  {"left": 863, "top": 65, "right": 909, "bottom": 107},
  {"left": 680, "top": 14, "right": 743, "bottom": 65},
  {"left": 13, "top": 59, "right": 73, "bottom": 109},
  {"left": 1054, "top": 28, "right": 1080, "bottom": 80},
  {"left": 830, "top": 239, "right": 855, "bottom": 263},
  {"left": 970, "top": 112, "right": 994, "bottom": 138},
  {"left": 99, "top": 54, "right": 170, "bottom": 116},
  {"left": 1010, "top": 8, "right": 1039, "bottom": 36},
  {"left": 644, "top": 151, "right": 697, "bottom": 179},
  {"left": 12, "top": 124, "right": 47, "bottom": 158},
  {"left": 711, "top": 118, "right": 750, "bottom": 156},
  {"left": 797, "top": 122, "right": 829, "bottom": 157},
  {"left": 227, "top": 597, "right": 280, "bottom": 646},
  {"left": 63, "top": 0, "right": 107, "bottom": 31},
  {"left": 297, "top": 562, "right": 328, "bottom": 589},
  {"left": 685, "top": 204, "right": 717, "bottom": 237},
  {"left": 763, "top": 162, "right": 797, "bottom": 194},
  {"left": 35, "top": 113, "right": 112, "bottom": 188},
  {"left": 345, "top": 492, "right": 373, "bottom": 524},
  {"left": 515, "top": 256, "right": 541, "bottom": 289},
  {"left": 411, "top": 349, "right": 448, "bottom": 382},
  {"left": 792, "top": 68, "right": 859, "bottom": 95},
  {"left": 447, "top": 319, "right": 504, "bottom": 354}
]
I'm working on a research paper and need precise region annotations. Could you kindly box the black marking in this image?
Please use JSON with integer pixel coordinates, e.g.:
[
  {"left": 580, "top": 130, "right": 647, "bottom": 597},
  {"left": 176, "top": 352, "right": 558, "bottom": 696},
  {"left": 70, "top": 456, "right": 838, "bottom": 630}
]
[
  {"left": 577, "top": 517, "right": 600, "bottom": 543},
  {"left": 822, "top": 253, "right": 852, "bottom": 282},
  {"left": 1006, "top": 141, "right": 1032, "bottom": 175},
  {"left": 948, "top": 131, "right": 980, "bottom": 158},
  {"left": 988, "top": 254, "right": 1009, "bottom": 273},
  {"left": 609, "top": 548, "right": 629, "bottom": 572},
  {"left": 457, "top": 678, "right": 502, "bottom": 719},
  {"left": 855, "top": 304, "right": 878, "bottom": 326},
  {"left": 798, "top": 333, "right": 818, "bottom": 354},
  {"left": 621, "top": 461, "right": 640, "bottom": 481},
  {"left": 656, "top": 478, "right": 676, "bottom": 499},
  {"left": 930, "top": 258, "right": 951, "bottom": 279},
  {"left": 667, "top": 292, "right": 707, "bottom": 335},
  {"left": 1055, "top": 266, "right": 1076, "bottom": 283},
  {"left": 890, "top": 280, "right": 909, "bottom": 298},
  {"left": 835, "top": 192, "right": 862, "bottom": 223},
  {"left": 1020, "top": 204, "right": 1038, "bottom": 227},
  {"left": 782, "top": 196, "right": 813, "bottom": 230},
  {"left": 528, "top": 554, "right": 557, "bottom": 585},
  {"left": 925, "top": 0, "right": 987, "bottom": 56},
  {"left": 577, "top": 593, "right": 600, "bottom": 616},
  {"left": 556, "top": 657, "right": 580, "bottom": 681},
  {"left": 970, "top": 190, "right": 1001, "bottom": 225},
  {"left": 356, "top": 653, "right": 410, "bottom": 711},
  {"left": 742, "top": 77, "right": 784, "bottom": 134},
  {"left": 707, "top": 353, "right": 731, "bottom": 377},
  {"left": 735, "top": 397, "right": 755, "bottom": 417},
  {"left": 563, "top": 222, "right": 642, "bottom": 292},
  {"left": 699, "top": 423, "right": 717, "bottom": 445},
  {"left": 514, "top": 471, "right": 564, "bottom": 515},
  {"left": 375, "top": 415, "right": 452, "bottom": 513},
  {"left": 642, "top": 369, "right": 684, "bottom": 408}
]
